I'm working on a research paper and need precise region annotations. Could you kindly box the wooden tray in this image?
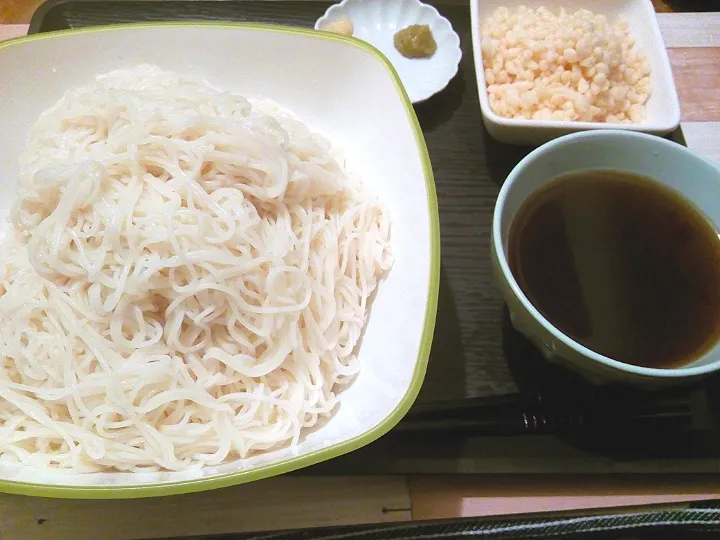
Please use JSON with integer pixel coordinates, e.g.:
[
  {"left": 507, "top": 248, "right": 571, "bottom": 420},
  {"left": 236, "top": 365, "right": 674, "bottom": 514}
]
[
  {"left": 25, "top": 0, "right": 720, "bottom": 471},
  {"left": 2, "top": 5, "right": 720, "bottom": 540}
]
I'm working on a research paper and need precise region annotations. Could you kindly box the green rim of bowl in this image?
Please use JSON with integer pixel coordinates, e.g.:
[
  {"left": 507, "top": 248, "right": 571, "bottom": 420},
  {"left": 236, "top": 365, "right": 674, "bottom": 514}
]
[{"left": 0, "top": 21, "right": 440, "bottom": 499}]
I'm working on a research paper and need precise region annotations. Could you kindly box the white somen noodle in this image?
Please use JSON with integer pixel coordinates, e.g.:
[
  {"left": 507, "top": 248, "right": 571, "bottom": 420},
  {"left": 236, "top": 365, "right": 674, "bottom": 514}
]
[{"left": 0, "top": 65, "right": 392, "bottom": 472}]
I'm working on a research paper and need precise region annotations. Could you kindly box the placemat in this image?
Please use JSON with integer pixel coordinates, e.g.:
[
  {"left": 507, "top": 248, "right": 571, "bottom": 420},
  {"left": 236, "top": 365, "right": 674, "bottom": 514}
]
[{"left": 27, "top": 0, "right": 720, "bottom": 466}]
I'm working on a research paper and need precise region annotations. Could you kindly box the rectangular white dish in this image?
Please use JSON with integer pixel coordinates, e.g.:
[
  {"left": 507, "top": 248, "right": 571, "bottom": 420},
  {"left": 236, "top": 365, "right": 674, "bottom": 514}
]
[{"left": 470, "top": 0, "right": 681, "bottom": 145}]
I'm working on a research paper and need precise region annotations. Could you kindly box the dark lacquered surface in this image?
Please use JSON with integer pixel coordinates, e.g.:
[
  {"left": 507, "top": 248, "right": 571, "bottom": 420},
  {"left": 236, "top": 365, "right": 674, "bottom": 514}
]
[{"left": 29, "top": 0, "right": 720, "bottom": 472}]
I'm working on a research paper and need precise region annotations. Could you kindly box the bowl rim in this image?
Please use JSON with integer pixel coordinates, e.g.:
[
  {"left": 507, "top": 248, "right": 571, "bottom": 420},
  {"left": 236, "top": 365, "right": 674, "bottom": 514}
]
[
  {"left": 314, "top": 0, "right": 463, "bottom": 103},
  {"left": 0, "top": 21, "right": 440, "bottom": 499},
  {"left": 469, "top": 0, "right": 682, "bottom": 132},
  {"left": 493, "top": 129, "right": 720, "bottom": 380}
]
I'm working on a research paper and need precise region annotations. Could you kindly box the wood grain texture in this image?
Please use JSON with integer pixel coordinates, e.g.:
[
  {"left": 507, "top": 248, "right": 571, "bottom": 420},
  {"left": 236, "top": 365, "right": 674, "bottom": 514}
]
[
  {"left": 0, "top": 476, "right": 411, "bottom": 540},
  {"left": 0, "top": 0, "right": 696, "bottom": 24},
  {"left": 668, "top": 48, "right": 720, "bottom": 121},
  {"left": 18, "top": 2, "right": 720, "bottom": 405},
  {"left": 0, "top": 2, "right": 719, "bottom": 471},
  {"left": 0, "top": 0, "right": 39, "bottom": 24},
  {"left": 305, "top": 432, "right": 720, "bottom": 476},
  {"left": 0, "top": 7, "right": 719, "bottom": 540},
  {"left": 408, "top": 475, "right": 720, "bottom": 519},
  {"left": 27, "top": 0, "right": 522, "bottom": 400},
  {"left": 658, "top": 12, "right": 720, "bottom": 48}
]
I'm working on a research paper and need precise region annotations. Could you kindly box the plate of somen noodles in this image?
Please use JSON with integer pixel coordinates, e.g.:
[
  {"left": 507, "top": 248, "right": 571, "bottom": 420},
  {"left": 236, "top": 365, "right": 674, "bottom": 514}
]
[{"left": 0, "top": 23, "right": 439, "bottom": 497}]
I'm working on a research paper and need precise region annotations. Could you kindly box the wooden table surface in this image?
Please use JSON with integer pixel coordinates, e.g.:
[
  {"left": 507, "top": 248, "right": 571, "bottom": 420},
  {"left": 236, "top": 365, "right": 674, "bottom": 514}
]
[
  {"left": 0, "top": 4, "right": 720, "bottom": 540},
  {"left": 0, "top": 0, "right": 714, "bottom": 23}
]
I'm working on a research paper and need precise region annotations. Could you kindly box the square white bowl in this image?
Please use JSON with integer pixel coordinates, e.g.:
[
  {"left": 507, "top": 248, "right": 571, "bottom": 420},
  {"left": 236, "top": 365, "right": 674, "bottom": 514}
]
[
  {"left": 0, "top": 23, "right": 439, "bottom": 498},
  {"left": 470, "top": 0, "right": 681, "bottom": 146}
]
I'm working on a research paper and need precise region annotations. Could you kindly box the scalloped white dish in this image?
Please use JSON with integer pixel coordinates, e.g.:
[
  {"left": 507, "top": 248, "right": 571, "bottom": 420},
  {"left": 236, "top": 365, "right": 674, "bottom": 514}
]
[{"left": 315, "top": 0, "right": 461, "bottom": 103}]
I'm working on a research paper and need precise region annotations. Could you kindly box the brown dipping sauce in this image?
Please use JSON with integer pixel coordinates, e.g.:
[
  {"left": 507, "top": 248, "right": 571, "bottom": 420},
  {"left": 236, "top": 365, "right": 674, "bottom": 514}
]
[{"left": 508, "top": 169, "right": 720, "bottom": 369}]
